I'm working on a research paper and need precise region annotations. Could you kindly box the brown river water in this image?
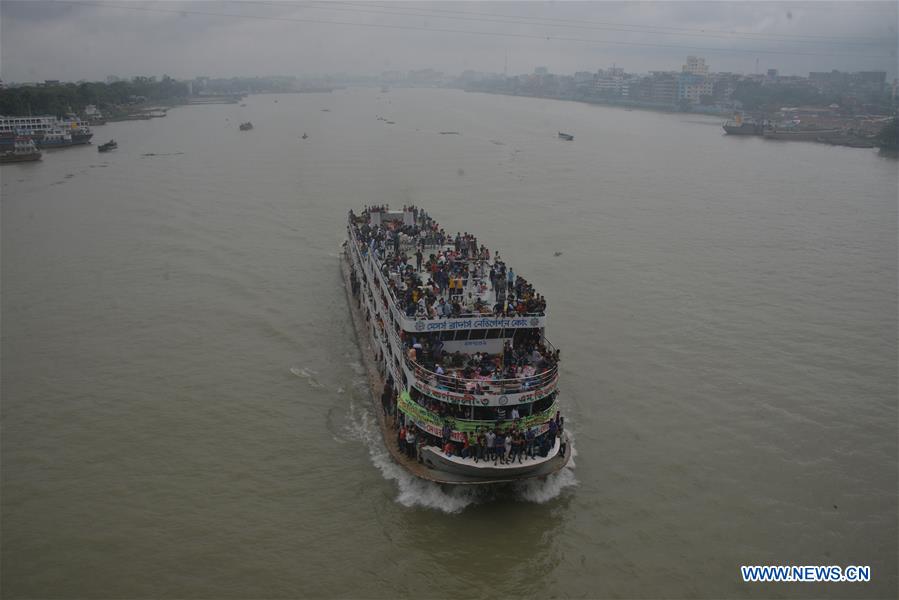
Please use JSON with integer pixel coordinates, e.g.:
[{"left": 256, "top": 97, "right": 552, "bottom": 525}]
[{"left": 2, "top": 88, "right": 896, "bottom": 598}]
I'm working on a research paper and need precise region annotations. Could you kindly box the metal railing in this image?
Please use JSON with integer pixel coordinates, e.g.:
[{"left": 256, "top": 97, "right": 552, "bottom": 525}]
[{"left": 406, "top": 355, "right": 558, "bottom": 396}]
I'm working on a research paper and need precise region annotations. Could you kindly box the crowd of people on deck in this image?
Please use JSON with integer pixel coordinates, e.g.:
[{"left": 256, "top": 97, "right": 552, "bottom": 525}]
[
  {"left": 349, "top": 206, "right": 547, "bottom": 320},
  {"left": 381, "top": 378, "right": 567, "bottom": 467},
  {"left": 402, "top": 329, "right": 560, "bottom": 396}
]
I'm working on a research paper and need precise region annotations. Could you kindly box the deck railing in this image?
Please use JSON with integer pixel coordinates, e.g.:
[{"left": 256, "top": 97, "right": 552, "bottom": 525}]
[{"left": 406, "top": 354, "right": 558, "bottom": 397}]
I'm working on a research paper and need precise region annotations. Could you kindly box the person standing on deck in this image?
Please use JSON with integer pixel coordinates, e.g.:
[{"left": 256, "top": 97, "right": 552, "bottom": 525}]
[
  {"left": 486, "top": 429, "right": 496, "bottom": 462},
  {"left": 525, "top": 427, "right": 536, "bottom": 459},
  {"left": 405, "top": 427, "right": 416, "bottom": 458},
  {"left": 415, "top": 248, "right": 423, "bottom": 271},
  {"left": 442, "top": 420, "right": 452, "bottom": 445},
  {"left": 476, "top": 430, "right": 486, "bottom": 463}
]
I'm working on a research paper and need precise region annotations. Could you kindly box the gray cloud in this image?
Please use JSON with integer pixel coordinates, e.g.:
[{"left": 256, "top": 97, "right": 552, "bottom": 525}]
[{"left": 1, "top": 1, "right": 896, "bottom": 82}]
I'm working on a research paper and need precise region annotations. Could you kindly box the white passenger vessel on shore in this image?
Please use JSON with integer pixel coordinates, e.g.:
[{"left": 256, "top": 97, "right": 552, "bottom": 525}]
[{"left": 342, "top": 206, "right": 570, "bottom": 485}]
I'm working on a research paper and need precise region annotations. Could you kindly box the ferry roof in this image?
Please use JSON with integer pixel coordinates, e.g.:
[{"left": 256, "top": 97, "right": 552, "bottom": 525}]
[{"left": 348, "top": 206, "right": 547, "bottom": 332}]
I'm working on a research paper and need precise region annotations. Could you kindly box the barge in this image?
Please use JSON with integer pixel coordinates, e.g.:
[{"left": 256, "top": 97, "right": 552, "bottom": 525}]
[{"left": 342, "top": 206, "right": 570, "bottom": 485}]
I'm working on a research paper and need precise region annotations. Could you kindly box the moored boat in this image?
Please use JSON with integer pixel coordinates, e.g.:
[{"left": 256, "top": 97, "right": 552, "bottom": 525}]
[
  {"left": 558, "top": 132, "right": 574, "bottom": 141},
  {"left": 723, "top": 114, "right": 764, "bottom": 135},
  {"left": 98, "top": 139, "right": 117, "bottom": 152},
  {"left": 763, "top": 127, "right": 843, "bottom": 141},
  {"left": 33, "top": 128, "right": 75, "bottom": 148},
  {"left": 0, "top": 137, "right": 42, "bottom": 163},
  {"left": 342, "top": 206, "right": 570, "bottom": 485}
]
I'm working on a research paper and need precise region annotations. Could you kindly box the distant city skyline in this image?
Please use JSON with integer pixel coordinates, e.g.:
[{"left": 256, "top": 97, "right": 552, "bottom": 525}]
[{"left": 1, "top": 1, "right": 896, "bottom": 83}]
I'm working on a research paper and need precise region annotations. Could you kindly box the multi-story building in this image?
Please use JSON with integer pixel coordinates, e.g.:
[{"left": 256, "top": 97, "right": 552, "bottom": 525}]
[
  {"left": 649, "top": 72, "right": 678, "bottom": 105},
  {"left": 682, "top": 56, "right": 709, "bottom": 76},
  {"left": 678, "top": 73, "right": 713, "bottom": 104},
  {"left": 593, "top": 67, "right": 629, "bottom": 97}
]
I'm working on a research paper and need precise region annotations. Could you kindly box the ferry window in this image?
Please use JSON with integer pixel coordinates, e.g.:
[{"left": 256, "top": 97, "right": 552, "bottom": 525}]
[
  {"left": 485, "top": 329, "right": 502, "bottom": 339},
  {"left": 470, "top": 329, "right": 488, "bottom": 340}
]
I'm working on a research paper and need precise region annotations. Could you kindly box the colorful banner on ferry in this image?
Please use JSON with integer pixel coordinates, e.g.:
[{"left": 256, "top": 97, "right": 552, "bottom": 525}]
[{"left": 397, "top": 390, "right": 555, "bottom": 440}]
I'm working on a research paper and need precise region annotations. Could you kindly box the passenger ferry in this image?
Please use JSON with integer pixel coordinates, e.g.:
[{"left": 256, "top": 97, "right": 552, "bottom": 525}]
[
  {"left": 341, "top": 206, "right": 570, "bottom": 485},
  {"left": 0, "top": 115, "right": 93, "bottom": 147}
]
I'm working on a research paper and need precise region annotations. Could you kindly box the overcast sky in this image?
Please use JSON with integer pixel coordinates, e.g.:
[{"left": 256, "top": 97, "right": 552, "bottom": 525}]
[{"left": 1, "top": 1, "right": 896, "bottom": 82}]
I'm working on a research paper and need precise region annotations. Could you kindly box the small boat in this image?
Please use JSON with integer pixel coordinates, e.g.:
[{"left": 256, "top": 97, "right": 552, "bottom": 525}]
[
  {"left": 239, "top": 122, "right": 253, "bottom": 131},
  {"left": 302, "top": 133, "right": 308, "bottom": 139},
  {"left": 558, "top": 132, "right": 574, "bottom": 141},
  {"left": 98, "top": 140, "right": 117, "bottom": 152}
]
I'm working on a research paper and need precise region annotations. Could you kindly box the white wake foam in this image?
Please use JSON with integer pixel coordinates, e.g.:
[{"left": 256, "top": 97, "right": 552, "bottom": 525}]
[
  {"left": 516, "top": 431, "right": 579, "bottom": 503},
  {"left": 343, "top": 399, "right": 577, "bottom": 512},
  {"left": 342, "top": 400, "right": 480, "bottom": 513},
  {"left": 289, "top": 366, "right": 324, "bottom": 388}
]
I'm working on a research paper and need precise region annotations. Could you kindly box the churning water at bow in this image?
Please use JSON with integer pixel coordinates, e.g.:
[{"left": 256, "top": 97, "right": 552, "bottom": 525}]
[{"left": 2, "top": 88, "right": 896, "bottom": 598}]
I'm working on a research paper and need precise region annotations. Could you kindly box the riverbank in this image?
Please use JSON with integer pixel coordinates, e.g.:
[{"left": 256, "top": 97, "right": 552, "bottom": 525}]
[
  {"left": 460, "top": 87, "right": 891, "bottom": 151},
  {"left": 460, "top": 87, "right": 731, "bottom": 116}
]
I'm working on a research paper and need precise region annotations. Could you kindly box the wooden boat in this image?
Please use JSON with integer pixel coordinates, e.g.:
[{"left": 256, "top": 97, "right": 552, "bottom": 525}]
[
  {"left": 0, "top": 137, "right": 42, "bottom": 163},
  {"left": 98, "top": 140, "right": 117, "bottom": 152},
  {"left": 558, "top": 132, "right": 574, "bottom": 141}
]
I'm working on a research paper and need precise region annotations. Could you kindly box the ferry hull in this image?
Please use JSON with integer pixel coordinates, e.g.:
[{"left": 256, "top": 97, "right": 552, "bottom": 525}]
[
  {"left": 340, "top": 251, "right": 570, "bottom": 486},
  {"left": 763, "top": 129, "right": 842, "bottom": 141},
  {"left": 0, "top": 152, "right": 42, "bottom": 164},
  {"left": 723, "top": 124, "right": 763, "bottom": 135}
]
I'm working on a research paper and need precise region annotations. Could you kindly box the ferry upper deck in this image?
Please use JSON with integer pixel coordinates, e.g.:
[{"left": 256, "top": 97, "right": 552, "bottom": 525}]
[{"left": 347, "top": 205, "right": 548, "bottom": 333}]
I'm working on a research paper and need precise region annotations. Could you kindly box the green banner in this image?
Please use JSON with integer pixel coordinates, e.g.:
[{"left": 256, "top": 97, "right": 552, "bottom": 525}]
[{"left": 397, "top": 390, "right": 555, "bottom": 434}]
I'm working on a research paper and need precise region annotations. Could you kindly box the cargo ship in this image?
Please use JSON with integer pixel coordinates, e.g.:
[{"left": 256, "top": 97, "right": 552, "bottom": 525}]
[
  {"left": 723, "top": 114, "right": 764, "bottom": 135},
  {"left": 342, "top": 207, "right": 570, "bottom": 485}
]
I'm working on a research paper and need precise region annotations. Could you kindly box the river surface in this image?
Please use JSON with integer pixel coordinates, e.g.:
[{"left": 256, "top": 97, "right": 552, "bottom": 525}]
[{"left": 2, "top": 88, "right": 896, "bottom": 599}]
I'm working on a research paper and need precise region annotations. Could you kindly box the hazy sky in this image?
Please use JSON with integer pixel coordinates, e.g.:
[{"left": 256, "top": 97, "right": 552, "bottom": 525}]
[{"left": 1, "top": 1, "right": 896, "bottom": 82}]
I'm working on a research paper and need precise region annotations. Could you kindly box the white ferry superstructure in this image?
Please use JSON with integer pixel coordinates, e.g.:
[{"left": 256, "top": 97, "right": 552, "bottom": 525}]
[{"left": 342, "top": 206, "right": 570, "bottom": 485}]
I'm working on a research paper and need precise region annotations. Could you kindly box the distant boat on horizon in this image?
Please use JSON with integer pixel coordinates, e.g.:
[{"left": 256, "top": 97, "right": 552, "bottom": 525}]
[{"left": 558, "top": 132, "right": 574, "bottom": 141}]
